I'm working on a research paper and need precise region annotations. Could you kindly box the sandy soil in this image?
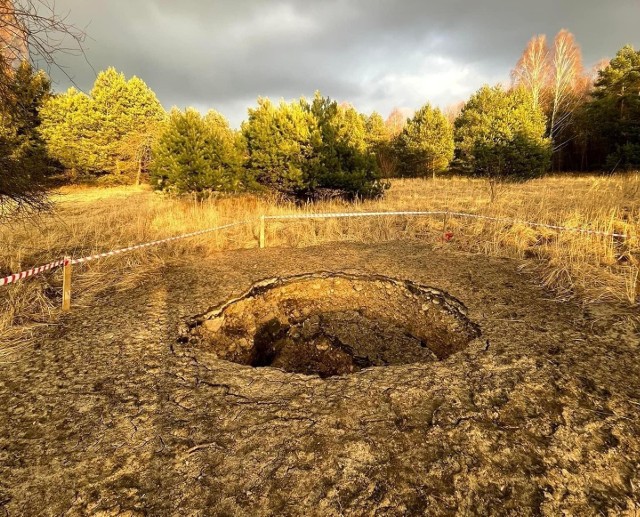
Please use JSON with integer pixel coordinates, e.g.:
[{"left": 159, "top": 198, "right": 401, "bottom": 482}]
[{"left": 1, "top": 241, "right": 639, "bottom": 516}]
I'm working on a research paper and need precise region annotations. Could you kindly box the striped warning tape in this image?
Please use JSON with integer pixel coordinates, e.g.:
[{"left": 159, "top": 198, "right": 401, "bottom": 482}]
[
  {"left": 70, "top": 220, "right": 249, "bottom": 265},
  {"left": 264, "top": 210, "right": 628, "bottom": 239},
  {"left": 0, "top": 220, "right": 251, "bottom": 287},
  {"left": 0, "top": 258, "right": 69, "bottom": 287},
  {"left": 0, "top": 210, "right": 629, "bottom": 288}
]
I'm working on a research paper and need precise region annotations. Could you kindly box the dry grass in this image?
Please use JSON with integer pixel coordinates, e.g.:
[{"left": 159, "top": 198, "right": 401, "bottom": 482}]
[{"left": 1, "top": 174, "right": 639, "bottom": 351}]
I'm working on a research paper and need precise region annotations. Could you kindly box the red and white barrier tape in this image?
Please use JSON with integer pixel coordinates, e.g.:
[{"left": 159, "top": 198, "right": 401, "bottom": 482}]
[
  {"left": 264, "top": 210, "right": 628, "bottom": 239},
  {"left": 0, "top": 220, "right": 251, "bottom": 287},
  {"left": 70, "top": 220, "right": 249, "bottom": 265},
  {"left": 0, "top": 258, "right": 69, "bottom": 287},
  {"left": 0, "top": 211, "right": 630, "bottom": 288}
]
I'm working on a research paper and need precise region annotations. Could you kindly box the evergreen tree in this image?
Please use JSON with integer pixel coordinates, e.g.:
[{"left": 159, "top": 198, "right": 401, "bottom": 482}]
[
  {"left": 39, "top": 67, "right": 166, "bottom": 181},
  {"left": 39, "top": 87, "right": 96, "bottom": 176},
  {"left": 586, "top": 45, "right": 640, "bottom": 170},
  {"left": 242, "top": 97, "right": 320, "bottom": 195},
  {"left": 117, "top": 118, "right": 165, "bottom": 185},
  {"left": 151, "top": 108, "right": 245, "bottom": 193},
  {"left": 395, "top": 103, "right": 454, "bottom": 179},
  {"left": 365, "top": 111, "right": 396, "bottom": 178},
  {"left": 0, "top": 60, "right": 51, "bottom": 213},
  {"left": 90, "top": 68, "right": 166, "bottom": 178},
  {"left": 308, "top": 94, "right": 384, "bottom": 198},
  {"left": 364, "top": 111, "right": 389, "bottom": 149},
  {"left": 243, "top": 94, "right": 385, "bottom": 199},
  {"left": 454, "top": 85, "right": 551, "bottom": 196}
]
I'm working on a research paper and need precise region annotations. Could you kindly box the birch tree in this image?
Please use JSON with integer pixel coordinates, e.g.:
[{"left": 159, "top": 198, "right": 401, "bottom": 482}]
[
  {"left": 385, "top": 107, "right": 408, "bottom": 137},
  {"left": 512, "top": 34, "right": 550, "bottom": 110},
  {"left": 548, "top": 30, "right": 589, "bottom": 145}
]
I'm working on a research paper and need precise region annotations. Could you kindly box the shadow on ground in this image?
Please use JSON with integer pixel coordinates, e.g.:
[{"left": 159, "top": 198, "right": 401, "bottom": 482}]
[{"left": 1, "top": 241, "right": 639, "bottom": 515}]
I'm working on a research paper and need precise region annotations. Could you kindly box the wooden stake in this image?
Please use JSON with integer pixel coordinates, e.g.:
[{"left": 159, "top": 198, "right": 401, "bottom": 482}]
[
  {"left": 62, "top": 257, "right": 72, "bottom": 312},
  {"left": 259, "top": 215, "right": 266, "bottom": 249}
]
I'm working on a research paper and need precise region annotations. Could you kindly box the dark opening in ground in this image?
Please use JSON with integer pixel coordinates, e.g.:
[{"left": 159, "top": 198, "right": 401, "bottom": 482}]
[{"left": 184, "top": 272, "right": 481, "bottom": 378}]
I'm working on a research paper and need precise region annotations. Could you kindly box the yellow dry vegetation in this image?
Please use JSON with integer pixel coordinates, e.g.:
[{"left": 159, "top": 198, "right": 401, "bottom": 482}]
[{"left": 1, "top": 174, "right": 638, "bottom": 350}]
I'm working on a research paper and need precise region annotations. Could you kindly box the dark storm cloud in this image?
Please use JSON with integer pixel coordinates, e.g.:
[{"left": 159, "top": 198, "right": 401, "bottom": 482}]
[{"left": 48, "top": 0, "right": 640, "bottom": 126}]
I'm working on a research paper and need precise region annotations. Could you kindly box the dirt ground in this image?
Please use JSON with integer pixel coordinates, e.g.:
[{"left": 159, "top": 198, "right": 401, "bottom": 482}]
[{"left": 1, "top": 241, "right": 639, "bottom": 516}]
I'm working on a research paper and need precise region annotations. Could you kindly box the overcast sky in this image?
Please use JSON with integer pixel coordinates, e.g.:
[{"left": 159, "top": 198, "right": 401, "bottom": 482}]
[{"left": 48, "top": 0, "right": 640, "bottom": 127}]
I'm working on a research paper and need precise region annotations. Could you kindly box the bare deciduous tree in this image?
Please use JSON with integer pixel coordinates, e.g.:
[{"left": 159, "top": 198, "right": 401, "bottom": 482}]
[
  {"left": 548, "top": 29, "right": 589, "bottom": 145},
  {"left": 443, "top": 101, "right": 465, "bottom": 125},
  {"left": 385, "top": 107, "right": 409, "bottom": 137},
  {"left": 0, "top": 0, "right": 85, "bottom": 67},
  {"left": 512, "top": 34, "right": 550, "bottom": 110}
]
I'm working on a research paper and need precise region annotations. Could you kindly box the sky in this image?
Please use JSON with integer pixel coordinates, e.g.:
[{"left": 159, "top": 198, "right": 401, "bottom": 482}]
[{"left": 47, "top": 0, "right": 640, "bottom": 127}]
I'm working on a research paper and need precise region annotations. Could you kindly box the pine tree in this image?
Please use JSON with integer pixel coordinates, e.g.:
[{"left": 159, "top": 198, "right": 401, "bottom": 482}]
[
  {"left": 113, "top": 76, "right": 167, "bottom": 181},
  {"left": 0, "top": 60, "right": 51, "bottom": 212},
  {"left": 39, "top": 87, "right": 96, "bottom": 176},
  {"left": 242, "top": 97, "right": 320, "bottom": 195},
  {"left": 365, "top": 111, "right": 396, "bottom": 178},
  {"left": 364, "top": 112, "right": 389, "bottom": 149},
  {"left": 243, "top": 94, "right": 385, "bottom": 198},
  {"left": 586, "top": 45, "right": 640, "bottom": 170},
  {"left": 151, "top": 108, "right": 245, "bottom": 193},
  {"left": 90, "top": 68, "right": 166, "bottom": 177},
  {"left": 40, "top": 67, "right": 166, "bottom": 181},
  {"left": 308, "top": 94, "right": 383, "bottom": 198},
  {"left": 395, "top": 103, "right": 454, "bottom": 179},
  {"left": 454, "top": 85, "right": 551, "bottom": 197}
]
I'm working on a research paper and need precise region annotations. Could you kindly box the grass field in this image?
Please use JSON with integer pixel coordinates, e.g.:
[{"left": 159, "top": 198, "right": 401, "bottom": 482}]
[{"left": 1, "top": 174, "right": 638, "bottom": 348}]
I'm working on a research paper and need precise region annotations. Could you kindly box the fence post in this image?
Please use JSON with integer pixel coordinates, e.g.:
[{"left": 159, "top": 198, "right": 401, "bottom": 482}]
[
  {"left": 62, "top": 257, "right": 72, "bottom": 312},
  {"left": 259, "top": 215, "right": 266, "bottom": 249}
]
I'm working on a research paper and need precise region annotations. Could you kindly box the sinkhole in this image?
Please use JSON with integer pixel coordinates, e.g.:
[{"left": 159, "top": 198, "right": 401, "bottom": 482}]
[{"left": 183, "top": 272, "right": 481, "bottom": 378}]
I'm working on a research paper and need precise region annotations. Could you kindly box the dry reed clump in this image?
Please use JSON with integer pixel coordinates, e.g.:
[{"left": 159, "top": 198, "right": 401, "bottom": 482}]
[{"left": 0, "top": 175, "right": 638, "bottom": 353}]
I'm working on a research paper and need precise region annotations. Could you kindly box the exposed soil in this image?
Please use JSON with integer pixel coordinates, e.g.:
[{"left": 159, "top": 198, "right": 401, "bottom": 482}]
[
  {"left": 0, "top": 241, "right": 639, "bottom": 516},
  {"left": 185, "top": 272, "right": 481, "bottom": 377}
]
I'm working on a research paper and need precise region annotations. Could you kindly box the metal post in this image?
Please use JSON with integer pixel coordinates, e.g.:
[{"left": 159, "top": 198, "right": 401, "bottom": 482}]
[
  {"left": 62, "top": 257, "right": 72, "bottom": 312},
  {"left": 259, "top": 215, "right": 266, "bottom": 249}
]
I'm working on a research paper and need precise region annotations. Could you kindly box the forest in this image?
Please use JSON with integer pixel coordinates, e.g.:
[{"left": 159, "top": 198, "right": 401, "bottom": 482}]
[{"left": 1, "top": 28, "right": 639, "bottom": 212}]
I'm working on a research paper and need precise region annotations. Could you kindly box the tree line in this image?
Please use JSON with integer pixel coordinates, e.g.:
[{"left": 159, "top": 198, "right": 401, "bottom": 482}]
[
  {"left": 1, "top": 30, "right": 638, "bottom": 209},
  {"left": 511, "top": 31, "right": 639, "bottom": 172}
]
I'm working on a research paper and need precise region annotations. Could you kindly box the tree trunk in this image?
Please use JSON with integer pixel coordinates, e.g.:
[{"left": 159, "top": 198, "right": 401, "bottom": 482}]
[{"left": 135, "top": 157, "right": 142, "bottom": 186}]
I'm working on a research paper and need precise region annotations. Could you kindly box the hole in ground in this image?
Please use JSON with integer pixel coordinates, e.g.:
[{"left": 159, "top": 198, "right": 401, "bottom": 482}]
[{"left": 184, "top": 272, "right": 481, "bottom": 378}]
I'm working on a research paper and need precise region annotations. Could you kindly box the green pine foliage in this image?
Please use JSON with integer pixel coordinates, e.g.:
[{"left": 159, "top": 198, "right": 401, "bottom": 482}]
[
  {"left": 39, "top": 67, "right": 166, "bottom": 181},
  {"left": 242, "top": 97, "right": 320, "bottom": 196},
  {"left": 454, "top": 85, "right": 551, "bottom": 181},
  {"left": 242, "top": 93, "right": 385, "bottom": 199},
  {"left": 586, "top": 45, "right": 640, "bottom": 170},
  {"left": 38, "top": 87, "right": 96, "bottom": 176},
  {"left": 308, "top": 94, "right": 384, "bottom": 198},
  {"left": 364, "top": 111, "right": 389, "bottom": 149},
  {"left": 364, "top": 112, "right": 398, "bottom": 178},
  {"left": 151, "top": 108, "right": 248, "bottom": 193},
  {"left": 395, "top": 103, "right": 454, "bottom": 179},
  {"left": 0, "top": 61, "right": 52, "bottom": 211},
  {"left": 91, "top": 70, "right": 166, "bottom": 177}
]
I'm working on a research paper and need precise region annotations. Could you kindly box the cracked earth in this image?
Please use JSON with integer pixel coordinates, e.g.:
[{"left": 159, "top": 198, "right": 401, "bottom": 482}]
[{"left": 1, "top": 241, "right": 639, "bottom": 515}]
